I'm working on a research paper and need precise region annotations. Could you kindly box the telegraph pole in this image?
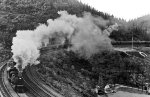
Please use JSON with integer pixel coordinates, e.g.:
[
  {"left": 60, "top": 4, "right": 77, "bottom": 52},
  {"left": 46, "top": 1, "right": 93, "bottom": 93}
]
[{"left": 132, "top": 32, "right": 133, "bottom": 49}]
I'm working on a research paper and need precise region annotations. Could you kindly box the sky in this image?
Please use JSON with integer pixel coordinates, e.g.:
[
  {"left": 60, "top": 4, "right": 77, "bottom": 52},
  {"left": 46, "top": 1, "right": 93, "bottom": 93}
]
[{"left": 79, "top": 0, "right": 150, "bottom": 21}]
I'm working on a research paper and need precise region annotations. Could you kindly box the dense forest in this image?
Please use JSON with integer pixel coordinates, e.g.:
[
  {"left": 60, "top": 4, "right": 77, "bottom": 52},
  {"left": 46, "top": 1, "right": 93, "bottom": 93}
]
[{"left": 0, "top": 0, "right": 111, "bottom": 49}]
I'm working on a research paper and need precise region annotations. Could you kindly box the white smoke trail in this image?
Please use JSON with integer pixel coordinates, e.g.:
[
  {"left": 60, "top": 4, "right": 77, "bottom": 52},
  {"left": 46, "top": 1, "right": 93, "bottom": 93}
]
[{"left": 11, "top": 11, "right": 118, "bottom": 70}]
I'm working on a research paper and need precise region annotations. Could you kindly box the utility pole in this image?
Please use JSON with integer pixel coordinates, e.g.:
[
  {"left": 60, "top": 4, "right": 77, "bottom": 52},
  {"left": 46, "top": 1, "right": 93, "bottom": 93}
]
[{"left": 132, "top": 32, "right": 133, "bottom": 49}]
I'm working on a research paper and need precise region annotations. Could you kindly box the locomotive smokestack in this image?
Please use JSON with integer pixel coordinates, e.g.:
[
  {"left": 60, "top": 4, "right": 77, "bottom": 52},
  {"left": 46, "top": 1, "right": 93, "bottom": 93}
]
[{"left": 14, "top": 56, "right": 23, "bottom": 72}]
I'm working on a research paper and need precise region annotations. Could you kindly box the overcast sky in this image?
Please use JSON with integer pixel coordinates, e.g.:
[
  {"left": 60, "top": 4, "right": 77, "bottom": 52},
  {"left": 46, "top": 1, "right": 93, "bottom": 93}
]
[{"left": 80, "top": 0, "right": 150, "bottom": 21}]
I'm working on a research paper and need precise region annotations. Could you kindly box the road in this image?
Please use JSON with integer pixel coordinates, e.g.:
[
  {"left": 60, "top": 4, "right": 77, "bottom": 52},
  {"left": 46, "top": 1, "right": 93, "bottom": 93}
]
[{"left": 109, "top": 91, "right": 150, "bottom": 97}]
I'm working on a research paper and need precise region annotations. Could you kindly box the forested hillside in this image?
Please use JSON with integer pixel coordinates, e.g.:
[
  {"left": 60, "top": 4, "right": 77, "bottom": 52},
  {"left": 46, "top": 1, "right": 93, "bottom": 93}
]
[
  {"left": 0, "top": 0, "right": 110, "bottom": 49},
  {"left": 37, "top": 48, "right": 150, "bottom": 96},
  {"left": 110, "top": 16, "right": 150, "bottom": 41},
  {"left": 0, "top": 0, "right": 150, "bottom": 49}
]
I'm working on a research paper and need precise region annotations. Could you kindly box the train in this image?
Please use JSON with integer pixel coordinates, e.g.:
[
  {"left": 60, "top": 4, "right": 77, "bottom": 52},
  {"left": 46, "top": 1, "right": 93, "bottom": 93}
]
[{"left": 6, "top": 59, "right": 25, "bottom": 93}]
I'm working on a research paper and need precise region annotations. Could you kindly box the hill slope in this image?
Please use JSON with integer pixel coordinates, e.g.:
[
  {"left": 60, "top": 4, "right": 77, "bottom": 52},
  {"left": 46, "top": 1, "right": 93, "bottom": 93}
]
[{"left": 0, "top": 0, "right": 111, "bottom": 49}]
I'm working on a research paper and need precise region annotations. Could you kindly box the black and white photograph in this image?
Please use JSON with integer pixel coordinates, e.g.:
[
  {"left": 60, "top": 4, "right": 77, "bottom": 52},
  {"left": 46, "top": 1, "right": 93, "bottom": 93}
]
[{"left": 0, "top": 0, "right": 150, "bottom": 97}]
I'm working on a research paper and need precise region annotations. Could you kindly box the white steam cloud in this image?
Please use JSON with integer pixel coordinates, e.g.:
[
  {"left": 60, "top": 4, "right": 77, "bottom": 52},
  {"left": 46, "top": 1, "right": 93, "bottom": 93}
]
[{"left": 11, "top": 11, "right": 118, "bottom": 70}]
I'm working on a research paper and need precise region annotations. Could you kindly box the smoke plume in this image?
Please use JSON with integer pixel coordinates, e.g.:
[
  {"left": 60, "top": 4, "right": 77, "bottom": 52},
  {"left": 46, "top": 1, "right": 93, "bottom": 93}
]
[{"left": 11, "top": 11, "right": 118, "bottom": 70}]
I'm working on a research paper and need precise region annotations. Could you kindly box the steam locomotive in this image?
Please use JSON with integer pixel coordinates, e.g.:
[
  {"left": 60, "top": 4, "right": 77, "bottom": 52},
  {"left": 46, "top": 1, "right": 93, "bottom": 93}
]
[{"left": 7, "top": 59, "right": 25, "bottom": 93}]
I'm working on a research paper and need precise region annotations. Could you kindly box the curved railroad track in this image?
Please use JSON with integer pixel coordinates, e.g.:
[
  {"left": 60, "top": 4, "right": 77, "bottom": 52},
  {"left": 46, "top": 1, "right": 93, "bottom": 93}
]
[
  {"left": 0, "top": 61, "right": 43, "bottom": 97},
  {"left": 0, "top": 56, "right": 61, "bottom": 97},
  {"left": 23, "top": 65, "right": 58, "bottom": 97},
  {"left": 28, "top": 65, "right": 63, "bottom": 97},
  {"left": 22, "top": 73, "right": 45, "bottom": 97}
]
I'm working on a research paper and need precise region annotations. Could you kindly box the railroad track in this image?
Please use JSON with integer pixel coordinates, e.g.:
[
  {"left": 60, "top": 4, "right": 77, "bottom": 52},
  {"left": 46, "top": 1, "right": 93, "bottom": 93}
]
[
  {"left": 22, "top": 74, "right": 44, "bottom": 97},
  {"left": 0, "top": 60, "right": 59, "bottom": 97},
  {"left": 28, "top": 66, "right": 63, "bottom": 97},
  {"left": 23, "top": 65, "right": 57, "bottom": 97},
  {"left": 0, "top": 61, "right": 39, "bottom": 97}
]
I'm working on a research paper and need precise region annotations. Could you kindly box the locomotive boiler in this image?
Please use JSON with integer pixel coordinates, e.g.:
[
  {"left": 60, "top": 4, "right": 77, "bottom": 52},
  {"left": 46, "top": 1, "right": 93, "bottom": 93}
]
[{"left": 7, "top": 59, "right": 25, "bottom": 93}]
